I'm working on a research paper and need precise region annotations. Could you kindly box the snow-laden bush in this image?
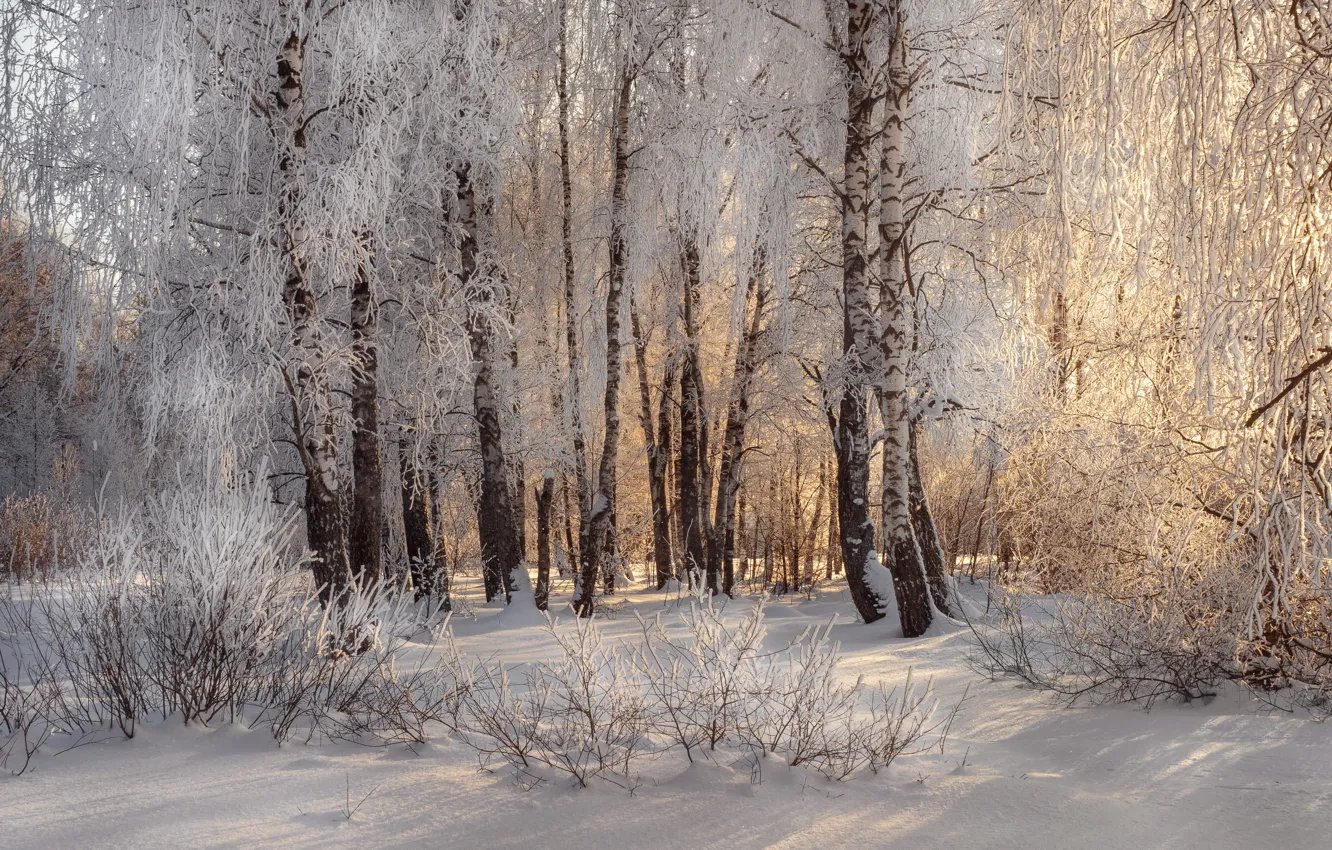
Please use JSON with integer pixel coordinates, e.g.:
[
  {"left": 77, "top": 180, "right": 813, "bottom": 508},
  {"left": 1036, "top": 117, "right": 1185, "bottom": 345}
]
[
  {"left": 442, "top": 599, "right": 961, "bottom": 789},
  {"left": 0, "top": 478, "right": 452, "bottom": 772},
  {"left": 444, "top": 616, "right": 648, "bottom": 789},
  {"left": 967, "top": 576, "right": 1244, "bottom": 709},
  {"left": 963, "top": 416, "right": 1332, "bottom": 713},
  {"left": 634, "top": 600, "right": 959, "bottom": 781}
]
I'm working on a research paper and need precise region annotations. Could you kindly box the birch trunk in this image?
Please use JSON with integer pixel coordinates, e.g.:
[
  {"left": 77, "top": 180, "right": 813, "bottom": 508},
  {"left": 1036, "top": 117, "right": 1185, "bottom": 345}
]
[
  {"left": 834, "top": 0, "right": 892, "bottom": 624},
  {"left": 458, "top": 164, "right": 521, "bottom": 603},
  {"left": 559, "top": 0, "right": 593, "bottom": 596},
  {"left": 708, "top": 257, "right": 765, "bottom": 596},
  {"left": 348, "top": 233, "right": 382, "bottom": 582},
  {"left": 631, "top": 301, "right": 675, "bottom": 588},
  {"left": 678, "top": 236, "right": 707, "bottom": 591},
  {"left": 576, "top": 70, "right": 632, "bottom": 616},
  {"left": 536, "top": 470, "right": 554, "bottom": 610},
  {"left": 876, "top": 6, "right": 932, "bottom": 638},
  {"left": 275, "top": 24, "right": 349, "bottom": 604}
]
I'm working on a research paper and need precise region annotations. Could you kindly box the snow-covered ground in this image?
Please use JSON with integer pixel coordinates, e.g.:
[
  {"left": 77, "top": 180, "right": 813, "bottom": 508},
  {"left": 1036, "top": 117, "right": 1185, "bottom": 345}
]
[{"left": 4, "top": 579, "right": 1330, "bottom": 849}]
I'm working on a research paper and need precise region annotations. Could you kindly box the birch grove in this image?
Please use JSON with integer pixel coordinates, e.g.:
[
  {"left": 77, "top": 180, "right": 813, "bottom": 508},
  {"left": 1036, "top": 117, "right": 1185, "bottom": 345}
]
[{"left": 3, "top": 0, "right": 1332, "bottom": 707}]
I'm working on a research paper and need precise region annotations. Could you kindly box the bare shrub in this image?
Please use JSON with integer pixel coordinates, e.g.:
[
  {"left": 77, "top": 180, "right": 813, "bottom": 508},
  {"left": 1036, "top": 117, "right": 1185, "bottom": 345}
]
[
  {"left": 967, "top": 582, "right": 1238, "bottom": 708},
  {"left": 627, "top": 599, "right": 962, "bottom": 782},
  {"left": 632, "top": 601, "right": 766, "bottom": 759},
  {"left": 0, "top": 649, "right": 54, "bottom": 775},
  {"left": 447, "top": 616, "right": 649, "bottom": 789},
  {"left": 260, "top": 590, "right": 454, "bottom": 746}
]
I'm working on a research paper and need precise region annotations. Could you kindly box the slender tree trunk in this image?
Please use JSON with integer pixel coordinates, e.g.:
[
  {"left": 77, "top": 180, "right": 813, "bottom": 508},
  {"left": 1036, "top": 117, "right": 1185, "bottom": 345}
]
[
  {"left": 602, "top": 521, "right": 618, "bottom": 595},
  {"left": 507, "top": 297, "right": 527, "bottom": 562},
  {"left": 399, "top": 429, "right": 440, "bottom": 603},
  {"left": 275, "top": 25, "right": 349, "bottom": 604},
  {"left": 458, "top": 164, "right": 521, "bottom": 604},
  {"left": 349, "top": 232, "right": 382, "bottom": 582},
  {"left": 631, "top": 301, "right": 675, "bottom": 588},
  {"left": 658, "top": 337, "right": 679, "bottom": 573},
  {"left": 535, "top": 470, "right": 554, "bottom": 610},
  {"left": 833, "top": 0, "right": 892, "bottom": 624},
  {"left": 1051, "top": 288, "right": 1071, "bottom": 400},
  {"left": 762, "top": 474, "right": 776, "bottom": 588},
  {"left": 876, "top": 6, "right": 931, "bottom": 638},
  {"left": 826, "top": 460, "right": 839, "bottom": 578},
  {"left": 561, "top": 473, "right": 577, "bottom": 574},
  {"left": 761, "top": 526, "right": 773, "bottom": 587},
  {"left": 698, "top": 374, "right": 714, "bottom": 546},
  {"left": 667, "top": 366, "right": 685, "bottom": 562},
  {"left": 708, "top": 256, "right": 765, "bottom": 596},
  {"left": 805, "top": 459, "right": 825, "bottom": 586},
  {"left": 790, "top": 473, "right": 803, "bottom": 593},
  {"left": 908, "top": 422, "right": 954, "bottom": 617},
  {"left": 678, "top": 235, "right": 708, "bottom": 590},
  {"left": 559, "top": 0, "right": 593, "bottom": 605},
  {"left": 576, "top": 70, "right": 632, "bottom": 616},
  {"left": 736, "top": 493, "right": 747, "bottom": 582}
]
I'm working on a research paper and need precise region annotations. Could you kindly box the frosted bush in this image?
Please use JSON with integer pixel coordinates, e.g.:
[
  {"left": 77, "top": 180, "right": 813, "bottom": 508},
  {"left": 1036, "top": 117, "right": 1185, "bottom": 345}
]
[
  {"left": 0, "top": 475, "right": 456, "bottom": 771},
  {"left": 635, "top": 601, "right": 956, "bottom": 781},
  {"left": 446, "top": 616, "right": 649, "bottom": 789},
  {"left": 442, "top": 598, "right": 961, "bottom": 791}
]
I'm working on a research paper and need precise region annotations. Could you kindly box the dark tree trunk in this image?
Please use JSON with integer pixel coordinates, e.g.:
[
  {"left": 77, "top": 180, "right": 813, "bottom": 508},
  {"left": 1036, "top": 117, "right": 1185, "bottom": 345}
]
[
  {"left": 1051, "top": 287, "right": 1072, "bottom": 400},
  {"left": 736, "top": 493, "right": 747, "bottom": 583},
  {"left": 561, "top": 473, "right": 577, "bottom": 575},
  {"left": 761, "top": 535, "right": 773, "bottom": 588},
  {"left": 631, "top": 302, "right": 675, "bottom": 588},
  {"left": 602, "top": 522, "right": 618, "bottom": 595},
  {"left": 832, "top": 0, "right": 894, "bottom": 625},
  {"left": 698, "top": 375, "right": 714, "bottom": 548},
  {"left": 708, "top": 256, "right": 765, "bottom": 596},
  {"left": 577, "top": 70, "right": 632, "bottom": 616},
  {"left": 909, "top": 422, "right": 955, "bottom": 617},
  {"left": 762, "top": 474, "right": 776, "bottom": 588},
  {"left": 559, "top": 0, "right": 593, "bottom": 607},
  {"left": 507, "top": 298, "right": 527, "bottom": 562},
  {"left": 275, "top": 27, "right": 349, "bottom": 605},
  {"left": 804, "top": 458, "right": 826, "bottom": 587},
  {"left": 458, "top": 163, "right": 521, "bottom": 604},
  {"left": 399, "top": 431, "right": 441, "bottom": 603},
  {"left": 656, "top": 353, "right": 679, "bottom": 586},
  {"left": 663, "top": 364, "right": 684, "bottom": 562},
  {"left": 302, "top": 470, "right": 348, "bottom": 605},
  {"left": 790, "top": 481, "right": 803, "bottom": 593},
  {"left": 535, "top": 471, "right": 554, "bottom": 610},
  {"left": 349, "top": 233, "right": 382, "bottom": 583},
  {"left": 833, "top": 387, "right": 881, "bottom": 621},
  {"left": 826, "top": 457, "right": 840, "bottom": 578},
  {"left": 678, "top": 236, "right": 707, "bottom": 590}
]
